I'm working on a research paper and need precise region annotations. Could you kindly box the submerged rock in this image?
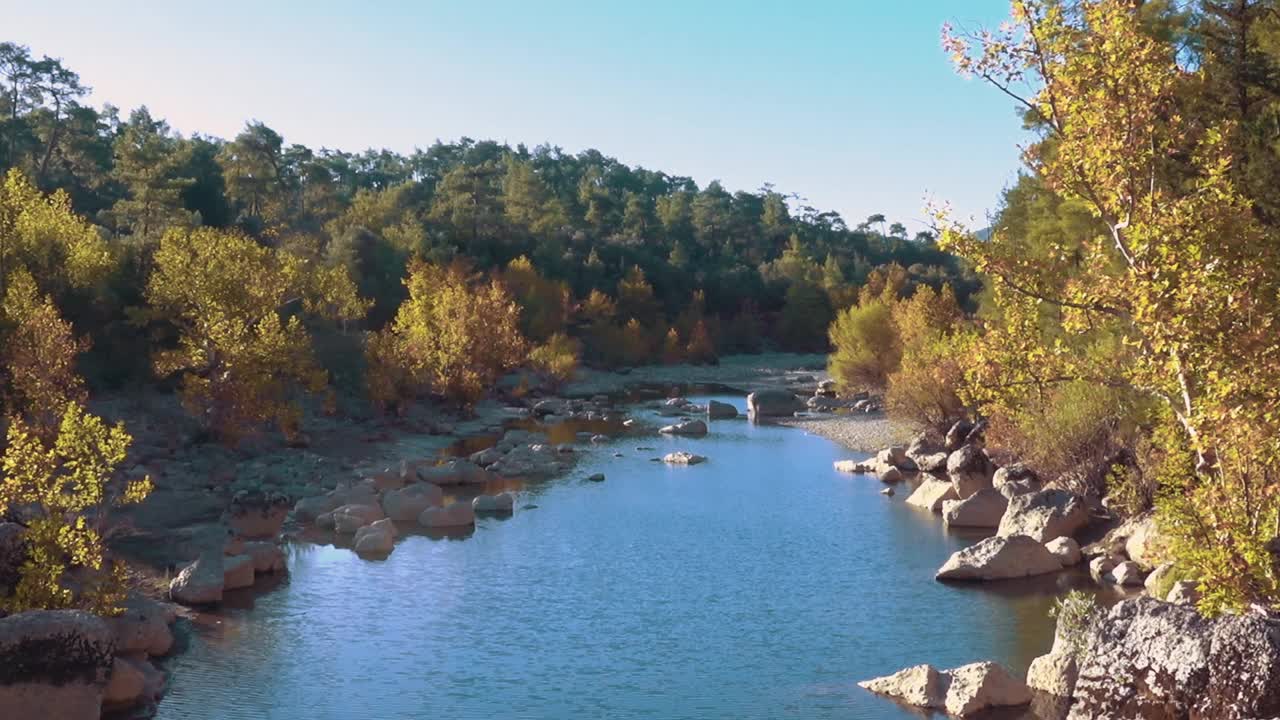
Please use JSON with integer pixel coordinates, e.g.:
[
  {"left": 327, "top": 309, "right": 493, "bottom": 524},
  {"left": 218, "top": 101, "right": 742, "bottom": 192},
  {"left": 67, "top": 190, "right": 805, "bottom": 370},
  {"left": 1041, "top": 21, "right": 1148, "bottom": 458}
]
[
  {"left": 858, "top": 661, "right": 1031, "bottom": 717},
  {"left": 418, "top": 500, "right": 475, "bottom": 529},
  {"left": 354, "top": 519, "right": 397, "bottom": 556},
  {"left": 858, "top": 663, "right": 947, "bottom": 709},
  {"left": 663, "top": 451, "right": 707, "bottom": 465},
  {"left": 706, "top": 400, "right": 738, "bottom": 419},
  {"left": 935, "top": 535, "right": 1062, "bottom": 581},
  {"left": 659, "top": 419, "right": 708, "bottom": 436},
  {"left": 833, "top": 459, "right": 874, "bottom": 474},
  {"left": 473, "top": 492, "right": 516, "bottom": 513}
]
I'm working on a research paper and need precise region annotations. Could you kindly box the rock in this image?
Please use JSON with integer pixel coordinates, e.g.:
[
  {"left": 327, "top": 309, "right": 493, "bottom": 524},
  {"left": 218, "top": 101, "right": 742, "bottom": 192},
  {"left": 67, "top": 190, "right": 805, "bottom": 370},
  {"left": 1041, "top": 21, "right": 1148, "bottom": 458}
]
[
  {"left": 997, "top": 478, "right": 1042, "bottom": 499},
  {"left": 944, "top": 661, "right": 1031, "bottom": 716},
  {"left": 532, "top": 398, "right": 566, "bottom": 417},
  {"left": 353, "top": 519, "right": 397, "bottom": 556},
  {"left": 1045, "top": 537, "right": 1083, "bottom": 566},
  {"left": 381, "top": 483, "right": 445, "bottom": 524},
  {"left": 418, "top": 501, "right": 475, "bottom": 529},
  {"left": 663, "top": 451, "right": 706, "bottom": 465},
  {"left": 586, "top": 473, "right": 605, "bottom": 482},
  {"left": 706, "top": 400, "right": 739, "bottom": 419},
  {"left": 1167, "top": 580, "right": 1202, "bottom": 606},
  {"left": 242, "top": 541, "right": 285, "bottom": 574},
  {"left": 833, "top": 459, "right": 874, "bottom": 474},
  {"left": 169, "top": 550, "right": 224, "bottom": 605},
  {"left": 331, "top": 504, "right": 386, "bottom": 534},
  {"left": 878, "top": 466, "right": 904, "bottom": 483},
  {"left": 746, "top": 389, "right": 803, "bottom": 417},
  {"left": 876, "top": 446, "right": 915, "bottom": 471},
  {"left": 1143, "top": 562, "right": 1175, "bottom": 597},
  {"left": 936, "top": 535, "right": 1063, "bottom": 581},
  {"left": 947, "top": 445, "right": 995, "bottom": 499},
  {"left": 489, "top": 445, "right": 564, "bottom": 478},
  {"left": 997, "top": 489, "right": 1090, "bottom": 543},
  {"left": 0, "top": 610, "right": 114, "bottom": 719},
  {"left": 1089, "top": 556, "right": 1118, "bottom": 584},
  {"left": 992, "top": 463, "right": 1039, "bottom": 491},
  {"left": 857, "top": 663, "right": 947, "bottom": 709},
  {"left": 915, "top": 452, "right": 949, "bottom": 474},
  {"left": 293, "top": 493, "right": 341, "bottom": 523},
  {"left": 417, "top": 459, "right": 494, "bottom": 486},
  {"left": 807, "top": 394, "right": 843, "bottom": 411},
  {"left": 1110, "top": 560, "right": 1145, "bottom": 586},
  {"left": 472, "top": 492, "right": 516, "bottom": 513},
  {"left": 817, "top": 379, "right": 837, "bottom": 394},
  {"left": 107, "top": 596, "right": 174, "bottom": 657},
  {"left": 1123, "top": 513, "right": 1170, "bottom": 570},
  {"left": 226, "top": 490, "right": 290, "bottom": 539},
  {"left": 881, "top": 487, "right": 894, "bottom": 496},
  {"left": 1026, "top": 652, "right": 1077, "bottom": 697},
  {"left": 905, "top": 478, "right": 959, "bottom": 512},
  {"left": 1069, "top": 596, "right": 1280, "bottom": 720},
  {"left": 0, "top": 522, "right": 24, "bottom": 594},
  {"left": 942, "top": 487, "right": 1009, "bottom": 528},
  {"left": 905, "top": 433, "right": 941, "bottom": 464},
  {"left": 945, "top": 419, "right": 976, "bottom": 451},
  {"left": 222, "top": 554, "right": 256, "bottom": 590},
  {"left": 469, "top": 446, "right": 504, "bottom": 467},
  {"left": 102, "top": 655, "right": 145, "bottom": 708},
  {"left": 659, "top": 419, "right": 708, "bottom": 436}
]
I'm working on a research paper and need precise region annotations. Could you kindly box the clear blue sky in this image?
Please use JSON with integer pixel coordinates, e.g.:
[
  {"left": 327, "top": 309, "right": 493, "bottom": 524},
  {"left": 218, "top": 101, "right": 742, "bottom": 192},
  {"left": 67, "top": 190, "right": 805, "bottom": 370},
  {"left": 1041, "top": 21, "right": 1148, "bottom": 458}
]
[{"left": 7, "top": 0, "right": 1026, "bottom": 231}]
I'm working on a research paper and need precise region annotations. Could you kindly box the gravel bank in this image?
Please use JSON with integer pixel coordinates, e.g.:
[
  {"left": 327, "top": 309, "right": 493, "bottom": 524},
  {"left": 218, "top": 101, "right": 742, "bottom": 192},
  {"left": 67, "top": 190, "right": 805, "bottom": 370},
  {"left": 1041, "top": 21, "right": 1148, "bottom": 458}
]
[{"left": 775, "top": 413, "right": 918, "bottom": 455}]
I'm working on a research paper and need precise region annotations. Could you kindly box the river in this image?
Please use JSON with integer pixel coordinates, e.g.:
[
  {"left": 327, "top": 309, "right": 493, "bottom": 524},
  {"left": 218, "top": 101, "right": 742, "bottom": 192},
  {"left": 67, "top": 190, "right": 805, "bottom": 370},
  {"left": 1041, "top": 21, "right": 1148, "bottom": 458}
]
[{"left": 155, "top": 395, "right": 1101, "bottom": 720}]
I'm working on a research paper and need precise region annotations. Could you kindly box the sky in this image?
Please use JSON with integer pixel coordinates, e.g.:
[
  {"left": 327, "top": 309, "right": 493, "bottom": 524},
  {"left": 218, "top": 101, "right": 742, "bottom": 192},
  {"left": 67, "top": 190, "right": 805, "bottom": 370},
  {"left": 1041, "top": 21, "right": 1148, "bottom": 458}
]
[{"left": 5, "top": 0, "right": 1028, "bottom": 232}]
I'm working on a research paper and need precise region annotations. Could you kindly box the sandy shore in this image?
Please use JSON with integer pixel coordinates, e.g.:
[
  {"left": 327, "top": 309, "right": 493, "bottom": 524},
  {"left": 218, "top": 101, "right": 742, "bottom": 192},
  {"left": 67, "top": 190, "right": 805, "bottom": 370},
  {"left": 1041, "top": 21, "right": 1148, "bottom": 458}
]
[{"left": 775, "top": 413, "right": 918, "bottom": 455}]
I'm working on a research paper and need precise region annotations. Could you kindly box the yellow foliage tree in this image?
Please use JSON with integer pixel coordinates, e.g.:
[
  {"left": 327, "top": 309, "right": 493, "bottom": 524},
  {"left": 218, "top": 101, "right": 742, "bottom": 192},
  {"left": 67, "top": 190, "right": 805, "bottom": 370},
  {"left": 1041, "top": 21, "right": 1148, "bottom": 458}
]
[
  {"left": 528, "top": 332, "right": 580, "bottom": 388},
  {"left": 0, "top": 402, "right": 151, "bottom": 614},
  {"left": 503, "top": 255, "right": 570, "bottom": 341},
  {"left": 367, "top": 260, "right": 528, "bottom": 408},
  {"left": 0, "top": 269, "right": 89, "bottom": 434},
  {"left": 144, "top": 227, "right": 367, "bottom": 442},
  {"left": 941, "top": 0, "right": 1280, "bottom": 612}
]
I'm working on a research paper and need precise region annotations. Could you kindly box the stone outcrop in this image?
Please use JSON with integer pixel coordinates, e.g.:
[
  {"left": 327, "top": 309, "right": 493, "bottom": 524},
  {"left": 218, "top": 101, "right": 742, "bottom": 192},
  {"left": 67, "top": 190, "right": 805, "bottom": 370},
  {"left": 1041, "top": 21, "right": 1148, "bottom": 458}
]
[
  {"left": 936, "top": 535, "right": 1063, "bottom": 581},
  {"left": 905, "top": 478, "right": 959, "bottom": 512},
  {"left": 746, "top": 389, "right": 803, "bottom": 417},
  {"left": 706, "top": 400, "right": 738, "bottom": 419},
  {"left": 997, "top": 489, "right": 1090, "bottom": 543},
  {"left": 1069, "top": 597, "right": 1280, "bottom": 720},
  {"left": 1027, "top": 651, "right": 1077, "bottom": 697},
  {"left": 942, "top": 487, "right": 1008, "bottom": 528},
  {"left": 0, "top": 610, "right": 115, "bottom": 720},
  {"left": 946, "top": 445, "right": 995, "bottom": 499},
  {"left": 859, "top": 661, "right": 1031, "bottom": 717}
]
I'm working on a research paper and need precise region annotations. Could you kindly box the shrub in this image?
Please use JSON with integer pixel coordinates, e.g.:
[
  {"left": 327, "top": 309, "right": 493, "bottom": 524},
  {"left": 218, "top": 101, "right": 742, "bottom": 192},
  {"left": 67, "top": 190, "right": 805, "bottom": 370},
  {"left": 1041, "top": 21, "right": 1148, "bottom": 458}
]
[
  {"left": 0, "top": 270, "right": 89, "bottom": 435},
  {"left": 886, "top": 331, "right": 970, "bottom": 429},
  {"left": 528, "top": 332, "right": 580, "bottom": 387},
  {"left": 1049, "top": 590, "right": 1101, "bottom": 659},
  {"left": 827, "top": 301, "right": 899, "bottom": 392}
]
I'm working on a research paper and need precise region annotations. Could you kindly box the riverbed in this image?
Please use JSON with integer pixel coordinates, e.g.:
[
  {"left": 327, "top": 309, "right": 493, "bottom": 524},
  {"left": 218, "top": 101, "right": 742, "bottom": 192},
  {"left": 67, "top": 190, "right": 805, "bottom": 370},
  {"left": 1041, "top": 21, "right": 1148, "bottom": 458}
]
[{"left": 155, "top": 395, "right": 1102, "bottom": 720}]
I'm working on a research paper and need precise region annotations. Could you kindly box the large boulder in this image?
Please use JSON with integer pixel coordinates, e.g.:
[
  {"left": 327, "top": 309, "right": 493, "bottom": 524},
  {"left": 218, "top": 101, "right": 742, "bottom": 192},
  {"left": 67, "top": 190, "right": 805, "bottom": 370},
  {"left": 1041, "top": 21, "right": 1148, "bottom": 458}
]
[
  {"left": 915, "top": 452, "right": 949, "bottom": 474},
  {"left": 945, "top": 419, "right": 976, "bottom": 452},
  {"left": 1110, "top": 560, "right": 1146, "bottom": 587},
  {"left": 102, "top": 655, "right": 146, "bottom": 709},
  {"left": 0, "top": 610, "right": 115, "bottom": 720},
  {"left": 419, "top": 500, "right": 475, "bottom": 529},
  {"left": 942, "top": 487, "right": 1009, "bottom": 528},
  {"left": 876, "top": 446, "right": 916, "bottom": 472},
  {"left": 997, "top": 489, "right": 1090, "bottom": 543},
  {"left": 381, "top": 483, "right": 445, "bottom": 524},
  {"left": 169, "top": 550, "right": 224, "bottom": 605},
  {"left": 353, "top": 519, "right": 397, "bottom": 557},
  {"left": 858, "top": 663, "right": 946, "bottom": 709},
  {"left": 107, "top": 596, "right": 175, "bottom": 657},
  {"left": 905, "top": 433, "right": 942, "bottom": 465},
  {"left": 946, "top": 445, "right": 995, "bottom": 499},
  {"left": 706, "top": 400, "right": 738, "bottom": 419},
  {"left": 1070, "top": 597, "right": 1280, "bottom": 720},
  {"left": 1027, "top": 651, "right": 1077, "bottom": 697},
  {"left": 242, "top": 541, "right": 286, "bottom": 574},
  {"left": 906, "top": 478, "right": 960, "bottom": 512},
  {"left": 222, "top": 554, "right": 256, "bottom": 590},
  {"left": 472, "top": 492, "right": 516, "bottom": 514},
  {"left": 943, "top": 661, "right": 1031, "bottom": 716},
  {"left": 1123, "top": 513, "right": 1170, "bottom": 570},
  {"left": 936, "top": 535, "right": 1063, "bottom": 581},
  {"left": 992, "top": 463, "right": 1040, "bottom": 491},
  {"left": 1045, "top": 537, "right": 1083, "bottom": 566},
  {"left": 746, "top": 389, "right": 803, "bottom": 417},
  {"left": 226, "top": 490, "right": 291, "bottom": 539},
  {"left": 659, "top": 419, "right": 708, "bottom": 436},
  {"left": 833, "top": 459, "right": 874, "bottom": 474}
]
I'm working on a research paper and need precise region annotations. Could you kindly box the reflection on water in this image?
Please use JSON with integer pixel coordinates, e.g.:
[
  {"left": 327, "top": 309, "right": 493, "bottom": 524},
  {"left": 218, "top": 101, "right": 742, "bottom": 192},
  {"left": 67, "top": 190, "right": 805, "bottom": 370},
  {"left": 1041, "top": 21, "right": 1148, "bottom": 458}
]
[{"left": 157, "top": 396, "right": 1110, "bottom": 720}]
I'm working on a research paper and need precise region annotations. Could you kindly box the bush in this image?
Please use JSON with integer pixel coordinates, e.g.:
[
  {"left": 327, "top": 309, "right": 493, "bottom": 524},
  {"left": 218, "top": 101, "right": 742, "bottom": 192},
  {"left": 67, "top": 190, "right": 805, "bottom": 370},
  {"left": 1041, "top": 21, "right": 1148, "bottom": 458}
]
[
  {"left": 1049, "top": 590, "right": 1100, "bottom": 659},
  {"left": 528, "top": 333, "right": 580, "bottom": 387},
  {"left": 827, "top": 301, "right": 899, "bottom": 393},
  {"left": 886, "top": 331, "right": 970, "bottom": 429}
]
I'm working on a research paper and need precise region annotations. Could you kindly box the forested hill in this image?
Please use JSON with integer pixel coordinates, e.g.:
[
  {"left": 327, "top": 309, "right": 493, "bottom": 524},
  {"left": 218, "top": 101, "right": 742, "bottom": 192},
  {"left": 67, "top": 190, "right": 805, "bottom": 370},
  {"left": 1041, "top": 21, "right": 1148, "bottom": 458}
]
[{"left": 0, "top": 41, "right": 973, "bottom": 378}]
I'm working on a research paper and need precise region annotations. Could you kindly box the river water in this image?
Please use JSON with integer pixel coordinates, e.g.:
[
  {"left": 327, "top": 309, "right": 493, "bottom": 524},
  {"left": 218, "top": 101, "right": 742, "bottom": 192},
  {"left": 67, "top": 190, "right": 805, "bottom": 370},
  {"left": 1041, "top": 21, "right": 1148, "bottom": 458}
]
[{"left": 155, "top": 395, "right": 1101, "bottom": 720}]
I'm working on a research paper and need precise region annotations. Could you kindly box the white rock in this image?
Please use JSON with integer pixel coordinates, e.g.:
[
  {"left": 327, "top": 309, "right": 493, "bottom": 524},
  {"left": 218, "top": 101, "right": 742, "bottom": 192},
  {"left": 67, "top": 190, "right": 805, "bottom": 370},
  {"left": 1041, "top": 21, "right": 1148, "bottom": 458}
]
[
  {"left": 944, "top": 661, "right": 1032, "bottom": 716},
  {"left": 906, "top": 478, "right": 959, "bottom": 512},
  {"left": 663, "top": 451, "right": 706, "bottom": 465},
  {"left": 857, "top": 664, "right": 947, "bottom": 709},
  {"left": 1045, "top": 537, "right": 1083, "bottom": 566},
  {"left": 659, "top": 419, "right": 708, "bottom": 436},
  {"left": 169, "top": 550, "right": 223, "bottom": 605},
  {"left": 472, "top": 492, "right": 516, "bottom": 513},
  {"left": 381, "top": 483, "right": 445, "bottom": 524},
  {"left": 997, "top": 489, "right": 1090, "bottom": 543},
  {"left": 942, "top": 488, "right": 1008, "bottom": 528},
  {"left": 947, "top": 445, "right": 995, "bottom": 499},
  {"left": 1026, "top": 652, "right": 1077, "bottom": 697},
  {"left": 1111, "top": 560, "right": 1146, "bottom": 586},
  {"left": 331, "top": 504, "right": 386, "bottom": 534},
  {"left": 936, "top": 535, "right": 1063, "bottom": 581}
]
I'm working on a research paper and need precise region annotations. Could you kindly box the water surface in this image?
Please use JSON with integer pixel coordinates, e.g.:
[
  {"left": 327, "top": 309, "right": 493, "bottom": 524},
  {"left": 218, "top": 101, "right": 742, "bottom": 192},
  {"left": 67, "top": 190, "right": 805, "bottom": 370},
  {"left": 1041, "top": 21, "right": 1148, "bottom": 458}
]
[{"left": 158, "top": 396, "right": 1101, "bottom": 720}]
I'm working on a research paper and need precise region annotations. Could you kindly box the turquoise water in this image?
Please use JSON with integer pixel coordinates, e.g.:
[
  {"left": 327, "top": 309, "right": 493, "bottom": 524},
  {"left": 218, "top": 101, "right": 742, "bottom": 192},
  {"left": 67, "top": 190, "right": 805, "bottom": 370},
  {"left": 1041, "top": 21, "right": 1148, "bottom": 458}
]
[{"left": 157, "top": 396, "right": 1094, "bottom": 720}]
